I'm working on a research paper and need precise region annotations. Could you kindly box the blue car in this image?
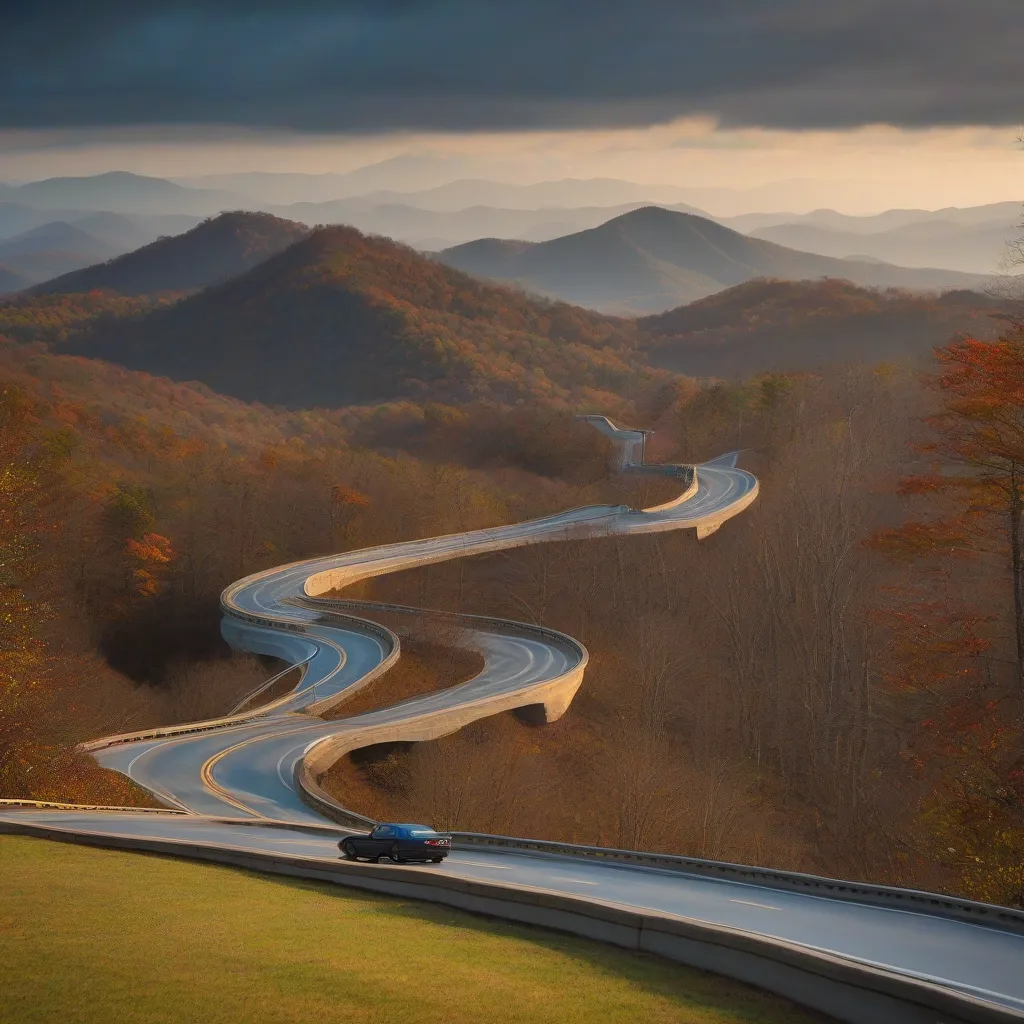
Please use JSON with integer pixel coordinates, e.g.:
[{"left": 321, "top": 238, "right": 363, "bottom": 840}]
[{"left": 339, "top": 823, "right": 452, "bottom": 864}]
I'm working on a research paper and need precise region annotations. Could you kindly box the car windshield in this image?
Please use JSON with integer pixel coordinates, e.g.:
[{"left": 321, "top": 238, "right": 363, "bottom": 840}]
[{"left": 406, "top": 828, "right": 440, "bottom": 837}]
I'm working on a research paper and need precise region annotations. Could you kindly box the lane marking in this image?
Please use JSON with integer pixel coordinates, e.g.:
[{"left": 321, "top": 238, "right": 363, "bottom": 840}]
[{"left": 729, "top": 898, "right": 780, "bottom": 910}]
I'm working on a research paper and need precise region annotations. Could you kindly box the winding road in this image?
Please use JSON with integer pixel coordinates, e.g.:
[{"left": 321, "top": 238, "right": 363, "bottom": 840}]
[{"left": 3, "top": 420, "right": 1024, "bottom": 1022}]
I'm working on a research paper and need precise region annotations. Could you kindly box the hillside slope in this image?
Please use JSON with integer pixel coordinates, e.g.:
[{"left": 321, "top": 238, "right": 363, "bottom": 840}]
[
  {"left": 32, "top": 212, "right": 310, "bottom": 296},
  {"left": 63, "top": 225, "right": 654, "bottom": 408},
  {"left": 439, "top": 207, "right": 997, "bottom": 314},
  {"left": 639, "top": 278, "right": 1006, "bottom": 377}
]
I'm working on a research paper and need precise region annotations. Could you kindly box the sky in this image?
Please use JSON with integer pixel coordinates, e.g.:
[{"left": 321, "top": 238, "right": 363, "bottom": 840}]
[{"left": 2, "top": 0, "right": 1022, "bottom": 213}]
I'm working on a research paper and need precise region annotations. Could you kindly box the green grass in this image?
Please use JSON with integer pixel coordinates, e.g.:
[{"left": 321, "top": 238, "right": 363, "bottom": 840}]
[{"left": 0, "top": 837, "right": 831, "bottom": 1024}]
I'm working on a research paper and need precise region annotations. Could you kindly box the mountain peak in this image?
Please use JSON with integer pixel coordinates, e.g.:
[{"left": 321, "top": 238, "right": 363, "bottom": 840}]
[
  {"left": 439, "top": 206, "right": 997, "bottom": 314},
  {"left": 31, "top": 211, "right": 309, "bottom": 296}
]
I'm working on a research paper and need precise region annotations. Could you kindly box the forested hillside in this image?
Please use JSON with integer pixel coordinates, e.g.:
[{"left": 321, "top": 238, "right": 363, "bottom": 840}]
[
  {"left": 60, "top": 225, "right": 657, "bottom": 408},
  {"left": 330, "top": 352, "right": 1024, "bottom": 907},
  {"left": 640, "top": 279, "right": 1006, "bottom": 377},
  {"left": 32, "top": 212, "right": 309, "bottom": 296},
  {"left": 0, "top": 335, "right": 637, "bottom": 802},
  {"left": 2, "top": 221, "right": 1022, "bottom": 908}
]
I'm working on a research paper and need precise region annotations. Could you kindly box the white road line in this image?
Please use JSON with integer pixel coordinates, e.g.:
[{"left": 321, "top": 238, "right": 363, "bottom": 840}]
[{"left": 729, "top": 898, "right": 780, "bottom": 910}]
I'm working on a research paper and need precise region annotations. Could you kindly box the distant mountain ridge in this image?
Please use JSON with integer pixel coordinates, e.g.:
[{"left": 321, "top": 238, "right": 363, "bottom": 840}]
[
  {"left": 0, "top": 171, "right": 244, "bottom": 216},
  {"left": 639, "top": 278, "right": 1006, "bottom": 378},
  {"left": 439, "top": 207, "right": 1001, "bottom": 314},
  {"left": 749, "top": 218, "right": 1018, "bottom": 275},
  {"left": 0, "top": 221, "right": 124, "bottom": 288},
  {"left": 0, "top": 266, "right": 29, "bottom": 296},
  {"left": 32, "top": 212, "right": 310, "bottom": 296}
]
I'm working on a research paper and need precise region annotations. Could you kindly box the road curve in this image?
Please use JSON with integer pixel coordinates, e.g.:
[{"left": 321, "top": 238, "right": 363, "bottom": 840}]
[
  {"left": 93, "top": 434, "right": 757, "bottom": 824},
  {"left": 4, "top": 420, "right": 1024, "bottom": 1019}
]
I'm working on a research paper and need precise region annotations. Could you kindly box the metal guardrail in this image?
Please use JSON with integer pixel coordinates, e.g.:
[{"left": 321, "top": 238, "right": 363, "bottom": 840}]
[
  {"left": 290, "top": 768, "right": 1024, "bottom": 939},
  {"left": 78, "top": 702, "right": 283, "bottom": 754},
  {"left": 227, "top": 654, "right": 315, "bottom": 716},
  {"left": 0, "top": 798, "right": 188, "bottom": 814},
  {"left": 450, "top": 832, "right": 1024, "bottom": 937}
]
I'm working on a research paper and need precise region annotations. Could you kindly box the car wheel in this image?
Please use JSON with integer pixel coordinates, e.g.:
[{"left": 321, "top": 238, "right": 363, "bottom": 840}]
[
  {"left": 341, "top": 841, "right": 356, "bottom": 860},
  {"left": 389, "top": 844, "right": 402, "bottom": 864},
  {"left": 431, "top": 857, "right": 443, "bottom": 864}
]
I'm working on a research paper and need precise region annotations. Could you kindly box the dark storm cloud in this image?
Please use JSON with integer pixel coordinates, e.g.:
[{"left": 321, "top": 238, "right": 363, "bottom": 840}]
[{"left": 3, "top": 0, "right": 1021, "bottom": 131}]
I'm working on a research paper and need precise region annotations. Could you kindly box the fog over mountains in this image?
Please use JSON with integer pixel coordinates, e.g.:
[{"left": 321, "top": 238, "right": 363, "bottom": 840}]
[{"left": 0, "top": 167, "right": 1019, "bottom": 301}]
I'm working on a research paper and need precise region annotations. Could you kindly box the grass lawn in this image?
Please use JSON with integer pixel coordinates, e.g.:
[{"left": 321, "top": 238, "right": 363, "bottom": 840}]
[{"left": 0, "top": 836, "right": 832, "bottom": 1024}]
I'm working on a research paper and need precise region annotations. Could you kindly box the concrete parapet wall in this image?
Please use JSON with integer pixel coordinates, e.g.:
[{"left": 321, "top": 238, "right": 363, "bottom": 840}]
[
  {"left": 300, "top": 660, "right": 585, "bottom": 778},
  {"left": 639, "top": 468, "right": 699, "bottom": 513},
  {"left": 299, "top": 610, "right": 401, "bottom": 718},
  {"left": 300, "top": 507, "right": 627, "bottom": 600}
]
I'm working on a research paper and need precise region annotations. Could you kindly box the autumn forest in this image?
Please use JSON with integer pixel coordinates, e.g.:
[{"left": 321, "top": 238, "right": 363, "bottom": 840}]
[{"left": 2, "top": 214, "right": 1023, "bottom": 909}]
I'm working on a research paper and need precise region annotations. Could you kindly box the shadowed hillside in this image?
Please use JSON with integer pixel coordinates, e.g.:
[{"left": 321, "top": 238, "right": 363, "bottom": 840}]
[
  {"left": 31, "top": 211, "right": 309, "bottom": 296},
  {"left": 639, "top": 278, "right": 1007, "bottom": 377},
  {"left": 439, "top": 207, "right": 997, "bottom": 314},
  {"left": 63, "top": 224, "right": 657, "bottom": 408}
]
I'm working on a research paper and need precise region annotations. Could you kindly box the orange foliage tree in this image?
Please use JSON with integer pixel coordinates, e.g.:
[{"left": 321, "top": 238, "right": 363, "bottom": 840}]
[
  {"left": 870, "top": 332, "right": 1024, "bottom": 904},
  {"left": 328, "top": 484, "right": 370, "bottom": 548},
  {"left": 125, "top": 532, "right": 174, "bottom": 598}
]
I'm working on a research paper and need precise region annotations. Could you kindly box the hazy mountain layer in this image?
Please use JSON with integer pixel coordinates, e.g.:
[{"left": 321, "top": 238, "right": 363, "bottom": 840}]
[
  {"left": 0, "top": 266, "right": 29, "bottom": 296},
  {"left": 0, "top": 172, "right": 245, "bottom": 216},
  {"left": 751, "top": 218, "right": 1018, "bottom": 274},
  {"left": 0, "top": 221, "right": 124, "bottom": 287},
  {"left": 439, "top": 207, "right": 1000, "bottom": 314}
]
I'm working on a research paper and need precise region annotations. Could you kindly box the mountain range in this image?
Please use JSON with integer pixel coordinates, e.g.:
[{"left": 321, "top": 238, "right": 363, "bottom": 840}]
[
  {"left": 0, "top": 212, "right": 998, "bottom": 414},
  {"left": 56, "top": 223, "right": 654, "bottom": 408},
  {"left": 0, "top": 170, "right": 1018, "bottom": 279},
  {"left": 438, "top": 207, "right": 998, "bottom": 314}
]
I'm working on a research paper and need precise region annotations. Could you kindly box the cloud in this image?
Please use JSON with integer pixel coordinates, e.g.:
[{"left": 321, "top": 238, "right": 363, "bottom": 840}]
[{"left": 3, "top": 1, "right": 1022, "bottom": 132}]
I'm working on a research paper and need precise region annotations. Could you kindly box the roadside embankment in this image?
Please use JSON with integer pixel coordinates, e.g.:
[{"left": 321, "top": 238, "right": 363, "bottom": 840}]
[{"left": 0, "top": 835, "right": 833, "bottom": 1024}]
